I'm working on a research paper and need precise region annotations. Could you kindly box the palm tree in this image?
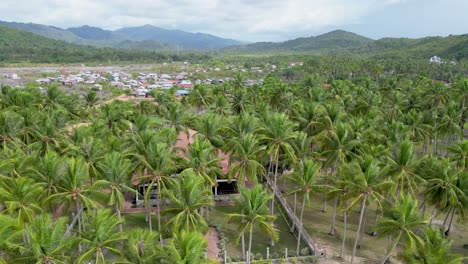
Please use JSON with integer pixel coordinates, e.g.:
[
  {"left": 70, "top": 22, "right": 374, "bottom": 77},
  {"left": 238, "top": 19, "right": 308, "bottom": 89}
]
[
  {"left": 288, "top": 159, "right": 321, "bottom": 255},
  {"left": 163, "top": 102, "right": 189, "bottom": 135},
  {"left": 320, "top": 122, "right": 358, "bottom": 213},
  {"left": 447, "top": 140, "right": 468, "bottom": 170},
  {"left": 375, "top": 195, "right": 428, "bottom": 264},
  {"left": 227, "top": 133, "right": 265, "bottom": 186},
  {"left": 123, "top": 229, "right": 161, "bottom": 264},
  {"left": 400, "top": 227, "right": 465, "bottom": 264},
  {"left": 0, "top": 214, "right": 21, "bottom": 263},
  {"left": 420, "top": 157, "right": 465, "bottom": 229},
  {"left": 28, "top": 151, "right": 64, "bottom": 213},
  {"left": 209, "top": 94, "right": 231, "bottom": 117},
  {"left": 345, "top": 157, "right": 393, "bottom": 264},
  {"left": 383, "top": 140, "right": 425, "bottom": 197},
  {"left": 97, "top": 151, "right": 135, "bottom": 232},
  {"left": 437, "top": 102, "right": 463, "bottom": 149},
  {"left": 0, "top": 110, "right": 24, "bottom": 150},
  {"left": 184, "top": 136, "right": 223, "bottom": 188},
  {"left": 425, "top": 81, "right": 448, "bottom": 155},
  {"left": 163, "top": 169, "right": 214, "bottom": 233},
  {"left": 0, "top": 176, "right": 43, "bottom": 227},
  {"left": 187, "top": 84, "right": 213, "bottom": 113},
  {"left": 160, "top": 230, "right": 209, "bottom": 264},
  {"left": 194, "top": 113, "right": 226, "bottom": 148},
  {"left": 259, "top": 112, "right": 297, "bottom": 188},
  {"left": 327, "top": 165, "right": 354, "bottom": 258},
  {"left": 78, "top": 209, "right": 125, "bottom": 264},
  {"left": 46, "top": 157, "right": 107, "bottom": 243},
  {"left": 227, "top": 185, "right": 278, "bottom": 263},
  {"left": 18, "top": 214, "right": 75, "bottom": 264},
  {"left": 134, "top": 142, "right": 174, "bottom": 240}
]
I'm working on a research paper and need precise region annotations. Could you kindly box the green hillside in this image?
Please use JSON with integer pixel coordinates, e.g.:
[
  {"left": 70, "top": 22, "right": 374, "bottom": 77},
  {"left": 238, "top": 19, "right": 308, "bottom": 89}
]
[
  {"left": 0, "top": 20, "right": 241, "bottom": 51},
  {"left": 224, "top": 30, "right": 468, "bottom": 60},
  {"left": 224, "top": 30, "right": 372, "bottom": 53},
  {"left": 0, "top": 26, "right": 209, "bottom": 63}
]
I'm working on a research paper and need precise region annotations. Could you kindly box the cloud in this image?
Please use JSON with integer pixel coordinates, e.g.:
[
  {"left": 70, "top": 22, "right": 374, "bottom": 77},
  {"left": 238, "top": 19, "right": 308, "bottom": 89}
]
[{"left": 0, "top": 0, "right": 407, "bottom": 41}]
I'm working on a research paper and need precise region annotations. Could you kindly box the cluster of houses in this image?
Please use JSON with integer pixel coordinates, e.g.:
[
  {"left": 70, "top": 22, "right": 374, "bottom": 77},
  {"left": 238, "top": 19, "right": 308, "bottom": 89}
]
[{"left": 35, "top": 70, "right": 195, "bottom": 96}]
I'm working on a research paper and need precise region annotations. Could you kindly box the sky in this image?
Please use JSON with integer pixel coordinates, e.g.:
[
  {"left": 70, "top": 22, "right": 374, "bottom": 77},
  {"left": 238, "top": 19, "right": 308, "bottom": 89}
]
[{"left": 0, "top": 0, "right": 467, "bottom": 42}]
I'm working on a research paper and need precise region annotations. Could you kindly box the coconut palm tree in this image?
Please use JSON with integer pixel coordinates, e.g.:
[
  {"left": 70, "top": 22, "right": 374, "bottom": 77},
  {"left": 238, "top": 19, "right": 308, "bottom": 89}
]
[
  {"left": 78, "top": 209, "right": 125, "bottom": 264},
  {"left": 375, "top": 195, "right": 428, "bottom": 264},
  {"left": 425, "top": 81, "right": 449, "bottom": 155},
  {"left": 160, "top": 230, "right": 209, "bottom": 264},
  {"left": 227, "top": 133, "right": 265, "bottom": 186},
  {"left": 420, "top": 157, "right": 465, "bottom": 229},
  {"left": 18, "top": 214, "right": 75, "bottom": 264},
  {"left": 123, "top": 228, "right": 161, "bottom": 264},
  {"left": 184, "top": 136, "right": 222, "bottom": 188},
  {"left": 28, "top": 151, "right": 65, "bottom": 212},
  {"left": 0, "top": 176, "right": 43, "bottom": 227},
  {"left": 383, "top": 140, "right": 425, "bottom": 197},
  {"left": 327, "top": 164, "right": 355, "bottom": 258},
  {"left": 163, "top": 169, "right": 214, "bottom": 233},
  {"left": 320, "top": 122, "right": 359, "bottom": 213},
  {"left": 447, "top": 140, "right": 468, "bottom": 170},
  {"left": 227, "top": 185, "right": 278, "bottom": 263},
  {"left": 400, "top": 227, "right": 465, "bottom": 264},
  {"left": 344, "top": 157, "right": 393, "bottom": 264},
  {"left": 259, "top": 112, "right": 297, "bottom": 188},
  {"left": 0, "top": 214, "right": 21, "bottom": 263},
  {"left": 194, "top": 113, "right": 226, "bottom": 148},
  {"left": 46, "top": 157, "right": 107, "bottom": 243},
  {"left": 134, "top": 142, "right": 174, "bottom": 240},
  {"left": 97, "top": 151, "right": 135, "bottom": 232},
  {"left": 288, "top": 159, "right": 321, "bottom": 255}
]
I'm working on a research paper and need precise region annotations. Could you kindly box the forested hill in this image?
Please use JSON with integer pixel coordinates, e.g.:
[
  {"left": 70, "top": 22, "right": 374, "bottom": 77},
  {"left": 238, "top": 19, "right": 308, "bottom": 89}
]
[
  {"left": 224, "top": 30, "right": 468, "bottom": 60},
  {"left": 0, "top": 20, "right": 241, "bottom": 51},
  {"left": 0, "top": 26, "right": 210, "bottom": 63},
  {"left": 225, "top": 30, "right": 373, "bottom": 53}
]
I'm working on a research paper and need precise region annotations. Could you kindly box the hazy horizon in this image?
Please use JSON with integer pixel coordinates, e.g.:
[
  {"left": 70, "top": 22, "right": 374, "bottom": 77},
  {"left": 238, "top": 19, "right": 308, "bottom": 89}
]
[{"left": 0, "top": 0, "right": 467, "bottom": 42}]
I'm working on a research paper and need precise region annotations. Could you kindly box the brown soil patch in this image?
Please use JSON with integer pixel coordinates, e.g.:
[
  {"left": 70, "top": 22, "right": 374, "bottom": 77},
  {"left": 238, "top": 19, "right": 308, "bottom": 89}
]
[{"left": 206, "top": 227, "right": 221, "bottom": 260}]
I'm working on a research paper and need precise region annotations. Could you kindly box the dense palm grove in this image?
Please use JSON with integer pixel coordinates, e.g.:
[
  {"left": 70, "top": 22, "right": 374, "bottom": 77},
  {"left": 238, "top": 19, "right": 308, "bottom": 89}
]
[{"left": 0, "top": 70, "right": 466, "bottom": 263}]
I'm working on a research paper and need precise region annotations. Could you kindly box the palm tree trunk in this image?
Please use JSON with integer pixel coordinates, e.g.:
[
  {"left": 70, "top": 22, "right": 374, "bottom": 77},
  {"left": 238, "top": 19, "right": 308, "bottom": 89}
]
[
  {"left": 340, "top": 211, "right": 347, "bottom": 259},
  {"left": 372, "top": 209, "right": 380, "bottom": 236},
  {"left": 75, "top": 199, "right": 82, "bottom": 253},
  {"left": 446, "top": 208, "right": 456, "bottom": 237},
  {"left": 429, "top": 207, "right": 436, "bottom": 226},
  {"left": 296, "top": 195, "right": 306, "bottom": 256},
  {"left": 443, "top": 207, "right": 452, "bottom": 227},
  {"left": 241, "top": 231, "right": 246, "bottom": 259},
  {"left": 381, "top": 233, "right": 402, "bottom": 264},
  {"left": 248, "top": 227, "right": 254, "bottom": 264},
  {"left": 350, "top": 195, "right": 367, "bottom": 264},
  {"left": 291, "top": 192, "right": 297, "bottom": 233},
  {"left": 116, "top": 204, "right": 123, "bottom": 233},
  {"left": 157, "top": 180, "right": 163, "bottom": 245},
  {"left": 270, "top": 155, "right": 279, "bottom": 247},
  {"left": 329, "top": 197, "right": 338, "bottom": 236},
  {"left": 358, "top": 206, "right": 368, "bottom": 249},
  {"left": 421, "top": 199, "right": 427, "bottom": 218}
]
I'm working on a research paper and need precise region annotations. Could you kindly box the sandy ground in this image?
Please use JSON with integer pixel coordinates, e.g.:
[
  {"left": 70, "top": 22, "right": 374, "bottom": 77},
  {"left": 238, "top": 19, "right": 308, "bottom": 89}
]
[{"left": 206, "top": 227, "right": 221, "bottom": 260}]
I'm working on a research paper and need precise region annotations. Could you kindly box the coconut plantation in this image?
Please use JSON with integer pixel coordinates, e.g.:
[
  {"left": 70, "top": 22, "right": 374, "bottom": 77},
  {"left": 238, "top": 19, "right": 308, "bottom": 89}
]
[
  {"left": 1, "top": 1, "right": 468, "bottom": 262},
  {"left": 0, "top": 63, "right": 467, "bottom": 263}
]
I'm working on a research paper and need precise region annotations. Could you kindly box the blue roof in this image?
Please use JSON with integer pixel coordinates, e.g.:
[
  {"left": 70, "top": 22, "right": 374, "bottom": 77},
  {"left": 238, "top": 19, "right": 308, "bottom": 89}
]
[{"left": 176, "top": 90, "right": 190, "bottom": 95}]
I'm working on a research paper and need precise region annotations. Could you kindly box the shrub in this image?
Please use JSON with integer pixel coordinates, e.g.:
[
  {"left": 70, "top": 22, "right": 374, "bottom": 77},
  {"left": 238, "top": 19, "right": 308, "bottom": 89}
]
[{"left": 300, "top": 247, "right": 310, "bottom": 256}]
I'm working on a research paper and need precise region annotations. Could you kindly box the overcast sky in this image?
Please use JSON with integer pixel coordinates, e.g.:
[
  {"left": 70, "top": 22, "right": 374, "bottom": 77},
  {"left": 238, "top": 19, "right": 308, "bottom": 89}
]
[{"left": 0, "top": 0, "right": 467, "bottom": 42}]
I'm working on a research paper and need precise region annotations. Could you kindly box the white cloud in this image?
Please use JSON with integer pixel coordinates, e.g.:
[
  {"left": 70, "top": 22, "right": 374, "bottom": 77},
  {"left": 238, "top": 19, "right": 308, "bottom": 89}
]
[{"left": 0, "top": 0, "right": 407, "bottom": 41}]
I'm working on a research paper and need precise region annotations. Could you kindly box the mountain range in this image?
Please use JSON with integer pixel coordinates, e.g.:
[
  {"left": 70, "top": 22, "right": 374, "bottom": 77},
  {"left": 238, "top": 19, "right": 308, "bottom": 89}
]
[
  {"left": 223, "top": 30, "right": 468, "bottom": 60},
  {"left": 0, "top": 21, "right": 241, "bottom": 50},
  {"left": 0, "top": 20, "right": 467, "bottom": 61}
]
